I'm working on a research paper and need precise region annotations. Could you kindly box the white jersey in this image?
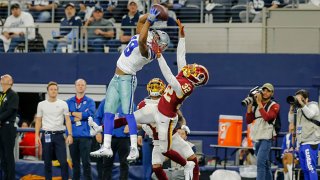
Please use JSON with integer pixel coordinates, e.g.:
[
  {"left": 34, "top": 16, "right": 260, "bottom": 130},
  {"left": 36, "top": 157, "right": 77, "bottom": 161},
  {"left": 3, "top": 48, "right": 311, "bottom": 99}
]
[
  {"left": 36, "top": 99, "right": 69, "bottom": 131},
  {"left": 2, "top": 11, "right": 35, "bottom": 40},
  {"left": 117, "top": 34, "right": 156, "bottom": 75}
]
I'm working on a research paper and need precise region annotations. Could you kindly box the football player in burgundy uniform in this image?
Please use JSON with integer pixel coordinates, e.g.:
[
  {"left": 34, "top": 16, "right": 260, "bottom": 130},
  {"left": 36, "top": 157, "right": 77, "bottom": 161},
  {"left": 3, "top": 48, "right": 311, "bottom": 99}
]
[
  {"left": 134, "top": 19, "right": 209, "bottom": 180},
  {"left": 89, "top": 77, "right": 200, "bottom": 180}
]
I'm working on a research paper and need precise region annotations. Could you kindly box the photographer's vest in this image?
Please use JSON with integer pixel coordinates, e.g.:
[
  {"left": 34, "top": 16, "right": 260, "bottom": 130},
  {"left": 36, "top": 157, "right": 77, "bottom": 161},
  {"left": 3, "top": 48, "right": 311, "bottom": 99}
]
[
  {"left": 250, "top": 101, "right": 276, "bottom": 141},
  {"left": 296, "top": 101, "right": 320, "bottom": 144}
]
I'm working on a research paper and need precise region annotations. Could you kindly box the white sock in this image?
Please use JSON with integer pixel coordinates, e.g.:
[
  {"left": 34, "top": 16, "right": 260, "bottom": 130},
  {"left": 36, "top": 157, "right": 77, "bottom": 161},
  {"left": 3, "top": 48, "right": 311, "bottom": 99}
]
[
  {"left": 103, "top": 134, "right": 112, "bottom": 148},
  {"left": 283, "top": 172, "right": 289, "bottom": 180},
  {"left": 130, "top": 135, "right": 137, "bottom": 148},
  {"left": 287, "top": 164, "right": 293, "bottom": 180}
]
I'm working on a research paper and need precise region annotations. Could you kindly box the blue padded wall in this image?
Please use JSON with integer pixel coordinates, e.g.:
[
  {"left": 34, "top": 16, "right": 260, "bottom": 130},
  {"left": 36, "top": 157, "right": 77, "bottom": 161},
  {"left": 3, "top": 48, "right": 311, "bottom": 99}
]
[{"left": 1, "top": 53, "right": 320, "bottom": 155}]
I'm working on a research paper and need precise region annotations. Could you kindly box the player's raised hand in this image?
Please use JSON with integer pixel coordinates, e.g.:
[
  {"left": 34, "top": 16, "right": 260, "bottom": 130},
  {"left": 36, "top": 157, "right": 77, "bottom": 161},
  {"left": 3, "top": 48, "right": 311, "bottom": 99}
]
[
  {"left": 176, "top": 19, "right": 185, "bottom": 38},
  {"left": 147, "top": 7, "right": 160, "bottom": 25},
  {"left": 151, "top": 39, "right": 162, "bottom": 58}
]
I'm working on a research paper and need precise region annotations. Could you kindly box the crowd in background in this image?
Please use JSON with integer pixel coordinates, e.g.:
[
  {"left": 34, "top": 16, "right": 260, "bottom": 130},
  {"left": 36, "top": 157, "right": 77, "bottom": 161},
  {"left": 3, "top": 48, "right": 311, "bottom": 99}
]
[{"left": 1, "top": 0, "right": 317, "bottom": 53}]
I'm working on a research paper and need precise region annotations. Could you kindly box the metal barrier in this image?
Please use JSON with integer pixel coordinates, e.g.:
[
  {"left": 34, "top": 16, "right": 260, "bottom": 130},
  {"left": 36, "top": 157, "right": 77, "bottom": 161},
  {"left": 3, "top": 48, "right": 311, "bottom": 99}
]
[{"left": 2, "top": 24, "right": 320, "bottom": 53}]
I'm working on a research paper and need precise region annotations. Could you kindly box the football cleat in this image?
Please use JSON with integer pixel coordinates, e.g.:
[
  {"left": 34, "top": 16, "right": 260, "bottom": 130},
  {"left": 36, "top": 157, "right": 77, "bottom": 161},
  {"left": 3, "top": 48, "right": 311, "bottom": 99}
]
[
  {"left": 90, "top": 146, "right": 113, "bottom": 157},
  {"left": 127, "top": 146, "right": 139, "bottom": 161},
  {"left": 184, "top": 161, "right": 195, "bottom": 180}
]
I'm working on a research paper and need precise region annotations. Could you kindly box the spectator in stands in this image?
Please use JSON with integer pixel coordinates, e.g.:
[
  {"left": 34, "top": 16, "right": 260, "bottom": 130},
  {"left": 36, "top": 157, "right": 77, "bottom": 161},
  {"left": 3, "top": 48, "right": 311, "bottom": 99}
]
[
  {"left": 160, "top": 0, "right": 187, "bottom": 10},
  {"left": 119, "top": 0, "right": 141, "bottom": 47},
  {"left": 0, "top": 3, "right": 35, "bottom": 53},
  {"left": 288, "top": 89, "right": 320, "bottom": 180},
  {"left": 0, "top": 74, "right": 19, "bottom": 180},
  {"left": 239, "top": 0, "right": 281, "bottom": 23},
  {"left": 46, "top": 3, "right": 82, "bottom": 53},
  {"left": 66, "top": 79, "right": 95, "bottom": 180},
  {"left": 91, "top": 99, "right": 130, "bottom": 180},
  {"left": 19, "top": 120, "right": 41, "bottom": 161},
  {"left": 102, "top": 0, "right": 118, "bottom": 21},
  {"left": 18, "top": 120, "right": 29, "bottom": 145},
  {"left": 281, "top": 122, "right": 298, "bottom": 180},
  {"left": 35, "top": 81, "right": 73, "bottom": 180},
  {"left": 0, "top": 1, "right": 28, "bottom": 18},
  {"left": 27, "top": 0, "right": 59, "bottom": 22},
  {"left": 78, "top": 0, "right": 99, "bottom": 22},
  {"left": 83, "top": 6, "right": 115, "bottom": 52},
  {"left": 245, "top": 83, "right": 280, "bottom": 180}
]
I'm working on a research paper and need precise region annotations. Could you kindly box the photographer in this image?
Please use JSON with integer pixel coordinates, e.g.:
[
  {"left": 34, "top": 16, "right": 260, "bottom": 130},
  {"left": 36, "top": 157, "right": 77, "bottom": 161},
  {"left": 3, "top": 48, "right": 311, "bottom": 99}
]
[
  {"left": 288, "top": 89, "right": 320, "bottom": 180},
  {"left": 245, "top": 83, "right": 280, "bottom": 180}
]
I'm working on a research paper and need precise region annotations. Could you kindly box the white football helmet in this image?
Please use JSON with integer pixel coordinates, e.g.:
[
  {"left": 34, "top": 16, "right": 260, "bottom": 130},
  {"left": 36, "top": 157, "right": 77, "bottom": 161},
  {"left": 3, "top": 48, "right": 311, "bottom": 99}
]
[{"left": 147, "top": 30, "right": 170, "bottom": 51}]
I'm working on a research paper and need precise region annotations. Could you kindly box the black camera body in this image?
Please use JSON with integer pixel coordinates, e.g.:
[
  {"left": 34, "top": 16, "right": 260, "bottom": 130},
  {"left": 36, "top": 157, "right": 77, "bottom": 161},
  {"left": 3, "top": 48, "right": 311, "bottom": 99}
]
[{"left": 241, "top": 86, "right": 263, "bottom": 107}]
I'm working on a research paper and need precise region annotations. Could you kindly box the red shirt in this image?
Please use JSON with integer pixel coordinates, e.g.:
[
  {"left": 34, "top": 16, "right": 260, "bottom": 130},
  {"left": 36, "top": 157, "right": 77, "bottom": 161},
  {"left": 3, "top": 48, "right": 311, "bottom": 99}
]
[
  {"left": 19, "top": 132, "right": 36, "bottom": 156},
  {"left": 246, "top": 101, "right": 280, "bottom": 124},
  {"left": 158, "top": 76, "right": 194, "bottom": 118},
  {"left": 75, "top": 96, "right": 84, "bottom": 104}
]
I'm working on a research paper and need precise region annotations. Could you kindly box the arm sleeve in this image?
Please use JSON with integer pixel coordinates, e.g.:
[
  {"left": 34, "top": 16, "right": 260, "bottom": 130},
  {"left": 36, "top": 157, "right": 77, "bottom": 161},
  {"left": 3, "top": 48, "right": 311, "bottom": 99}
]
[
  {"left": 2, "top": 17, "right": 10, "bottom": 33},
  {"left": 70, "top": 116, "right": 75, "bottom": 123},
  {"left": 81, "top": 99, "right": 96, "bottom": 120},
  {"left": 246, "top": 112, "right": 255, "bottom": 124},
  {"left": 94, "top": 102, "right": 104, "bottom": 126},
  {"left": 63, "top": 102, "right": 70, "bottom": 116},
  {"left": 177, "top": 38, "right": 187, "bottom": 71},
  {"left": 25, "top": 13, "right": 35, "bottom": 39},
  {"left": 259, "top": 103, "right": 280, "bottom": 122},
  {"left": 157, "top": 55, "right": 183, "bottom": 97},
  {"left": 301, "top": 103, "right": 320, "bottom": 120},
  {"left": 0, "top": 109, "right": 16, "bottom": 122},
  {"left": 288, "top": 112, "right": 294, "bottom": 123},
  {"left": 0, "top": 95, "right": 18, "bottom": 123}
]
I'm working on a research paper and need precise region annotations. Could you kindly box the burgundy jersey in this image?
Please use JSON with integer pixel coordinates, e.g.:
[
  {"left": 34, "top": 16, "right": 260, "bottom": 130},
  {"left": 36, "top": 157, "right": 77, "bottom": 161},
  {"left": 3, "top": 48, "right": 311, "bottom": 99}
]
[{"left": 158, "top": 74, "right": 194, "bottom": 117}]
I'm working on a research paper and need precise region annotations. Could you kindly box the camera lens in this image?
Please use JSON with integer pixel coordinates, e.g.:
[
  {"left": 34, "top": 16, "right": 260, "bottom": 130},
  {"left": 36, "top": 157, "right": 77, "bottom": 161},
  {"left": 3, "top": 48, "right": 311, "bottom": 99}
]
[
  {"left": 286, "top": 96, "right": 296, "bottom": 104},
  {"left": 241, "top": 97, "right": 253, "bottom": 107}
]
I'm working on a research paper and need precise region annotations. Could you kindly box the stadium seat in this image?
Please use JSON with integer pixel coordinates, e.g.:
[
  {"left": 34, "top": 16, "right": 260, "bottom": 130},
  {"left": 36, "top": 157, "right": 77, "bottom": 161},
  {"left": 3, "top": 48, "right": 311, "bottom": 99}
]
[
  {"left": 230, "top": 0, "right": 247, "bottom": 23},
  {"left": 205, "top": 0, "right": 233, "bottom": 23},
  {"left": 176, "top": 0, "right": 202, "bottom": 23}
]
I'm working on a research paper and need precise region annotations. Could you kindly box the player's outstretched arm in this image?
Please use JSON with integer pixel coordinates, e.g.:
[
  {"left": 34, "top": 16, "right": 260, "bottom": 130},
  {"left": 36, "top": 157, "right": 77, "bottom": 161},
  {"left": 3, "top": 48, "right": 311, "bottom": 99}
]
[
  {"left": 176, "top": 19, "right": 186, "bottom": 71},
  {"left": 139, "top": 8, "right": 160, "bottom": 58},
  {"left": 138, "top": 20, "right": 152, "bottom": 58},
  {"left": 136, "top": 14, "right": 148, "bottom": 34},
  {"left": 157, "top": 55, "right": 183, "bottom": 97}
]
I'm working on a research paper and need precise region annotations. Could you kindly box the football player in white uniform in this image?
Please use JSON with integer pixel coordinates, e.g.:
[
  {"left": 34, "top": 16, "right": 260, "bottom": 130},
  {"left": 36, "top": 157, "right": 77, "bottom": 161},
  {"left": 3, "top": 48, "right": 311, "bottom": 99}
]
[{"left": 90, "top": 7, "right": 170, "bottom": 161}]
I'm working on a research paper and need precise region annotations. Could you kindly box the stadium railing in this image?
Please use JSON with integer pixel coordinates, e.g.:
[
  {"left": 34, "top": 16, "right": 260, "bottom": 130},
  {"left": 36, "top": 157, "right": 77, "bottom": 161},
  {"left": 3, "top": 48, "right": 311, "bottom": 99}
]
[{"left": 2, "top": 23, "right": 320, "bottom": 53}]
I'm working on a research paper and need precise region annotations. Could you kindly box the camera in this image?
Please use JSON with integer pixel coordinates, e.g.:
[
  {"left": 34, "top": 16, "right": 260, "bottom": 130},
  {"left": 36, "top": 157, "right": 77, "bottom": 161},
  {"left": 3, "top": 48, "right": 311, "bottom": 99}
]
[
  {"left": 241, "top": 86, "right": 262, "bottom": 107},
  {"left": 286, "top": 95, "right": 302, "bottom": 108}
]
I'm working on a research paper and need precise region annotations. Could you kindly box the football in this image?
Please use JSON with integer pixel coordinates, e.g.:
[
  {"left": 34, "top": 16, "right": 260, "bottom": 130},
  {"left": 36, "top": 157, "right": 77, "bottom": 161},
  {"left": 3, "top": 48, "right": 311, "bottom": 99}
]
[{"left": 152, "top": 4, "right": 169, "bottom": 21}]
